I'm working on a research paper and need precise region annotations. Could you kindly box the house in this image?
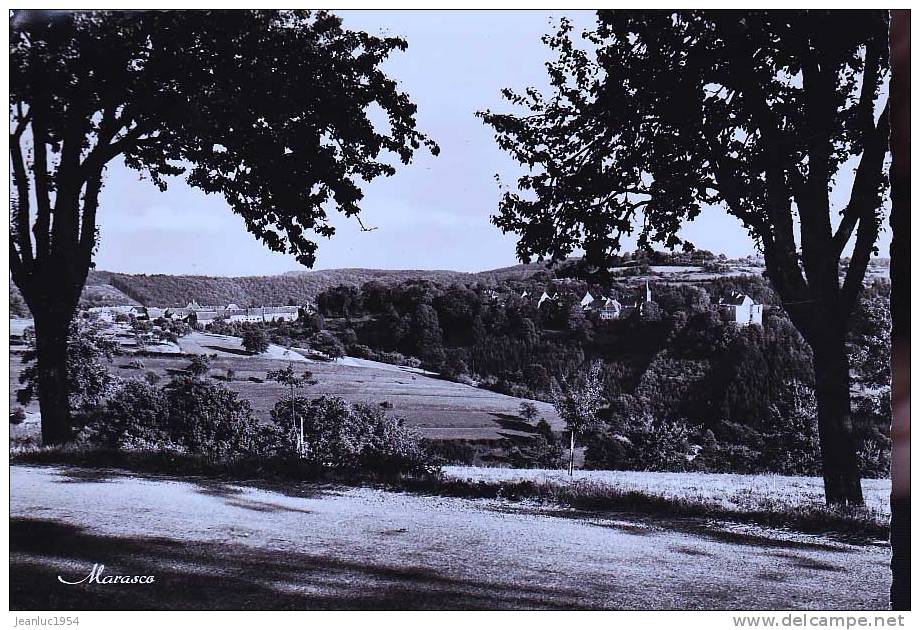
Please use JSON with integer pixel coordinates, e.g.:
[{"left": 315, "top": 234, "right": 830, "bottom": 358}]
[
  {"left": 718, "top": 292, "right": 763, "bottom": 326},
  {"left": 537, "top": 291, "right": 552, "bottom": 308},
  {"left": 580, "top": 291, "right": 595, "bottom": 309},
  {"left": 597, "top": 297, "right": 622, "bottom": 320}
]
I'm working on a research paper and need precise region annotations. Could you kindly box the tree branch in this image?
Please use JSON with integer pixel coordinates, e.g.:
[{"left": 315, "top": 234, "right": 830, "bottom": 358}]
[
  {"left": 10, "top": 125, "right": 34, "bottom": 265},
  {"left": 839, "top": 206, "right": 879, "bottom": 316},
  {"left": 31, "top": 103, "right": 53, "bottom": 259},
  {"left": 833, "top": 101, "right": 890, "bottom": 255},
  {"left": 838, "top": 104, "right": 890, "bottom": 315},
  {"left": 798, "top": 32, "right": 836, "bottom": 272},
  {"left": 79, "top": 172, "right": 104, "bottom": 263}
]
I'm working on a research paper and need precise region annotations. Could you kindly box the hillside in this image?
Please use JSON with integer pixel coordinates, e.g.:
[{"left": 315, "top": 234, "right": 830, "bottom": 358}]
[
  {"left": 9, "top": 265, "right": 555, "bottom": 312},
  {"left": 8, "top": 255, "right": 887, "bottom": 313}
]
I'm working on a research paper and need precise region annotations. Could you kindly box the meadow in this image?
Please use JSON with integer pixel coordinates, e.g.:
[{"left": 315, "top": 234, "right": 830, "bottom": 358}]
[{"left": 9, "top": 328, "right": 562, "bottom": 442}]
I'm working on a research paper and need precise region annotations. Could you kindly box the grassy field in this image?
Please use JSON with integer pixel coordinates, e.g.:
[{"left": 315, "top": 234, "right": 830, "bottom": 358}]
[
  {"left": 9, "top": 328, "right": 562, "bottom": 441},
  {"left": 436, "top": 467, "right": 890, "bottom": 538},
  {"left": 10, "top": 464, "right": 892, "bottom": 610},
  {"left": 442, "top": 467, "right": 892, "bottom": 516}
]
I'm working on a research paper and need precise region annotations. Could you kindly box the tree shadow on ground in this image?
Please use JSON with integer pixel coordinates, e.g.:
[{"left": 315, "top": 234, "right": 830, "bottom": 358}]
[
  {"left": 48, "top": 464, "right": 340, "bottom": 503},
  {"left": 9, "top": 518, "right": 587, "bottom": 611},
  {"left": 203, "top": 345, "right": 252, "bottom": 356},
  {"left": 480, "top": 503, "right": 857, "bottom": 553},
  {"left": 489, "top": 413, "right": 539, "bottom": 435}
]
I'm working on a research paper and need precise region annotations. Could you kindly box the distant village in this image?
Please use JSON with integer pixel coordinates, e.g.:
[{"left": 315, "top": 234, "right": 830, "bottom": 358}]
[
  {"left": 526, "top": 282, "right": 764, "bottom": 327},
  {"left": 89, "top": 302, "right": 302, "bottom": 326},
  {"left": 87, "top": 282, "right": 765, "bottom": 328}
]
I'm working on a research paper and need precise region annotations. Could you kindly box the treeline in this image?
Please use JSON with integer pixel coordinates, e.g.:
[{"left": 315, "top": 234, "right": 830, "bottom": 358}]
[
  {"left": 8, "top": 251, "right": 769, "bottom": 316},
  {"left": 10, "top": 266, "right": 560, "bottom": 313}
]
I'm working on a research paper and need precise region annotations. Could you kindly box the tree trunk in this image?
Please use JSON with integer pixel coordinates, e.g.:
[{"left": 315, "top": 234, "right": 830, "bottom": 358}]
[
  {"left": 568, "top": 431, "right": 576, "bottom": 476},
  {"left": 32, "top": 311, "right": 74, "bottom": 445},
  {"left": 812, "top": 333, "right": 864, "bottom": 506},
  {"left": 888, "top": 8, "right": 910, "bottom": 610}
]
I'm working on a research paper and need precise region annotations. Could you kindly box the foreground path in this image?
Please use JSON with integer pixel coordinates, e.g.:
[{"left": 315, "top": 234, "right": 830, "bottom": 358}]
[{"left": 10, "top": 465, "right": 890, "bottom": 610}]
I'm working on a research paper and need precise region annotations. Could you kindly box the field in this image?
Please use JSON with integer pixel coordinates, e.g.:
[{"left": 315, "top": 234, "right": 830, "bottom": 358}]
[
  {"left": 10, "top": 464, "right": 892, "bottom": 610},
  {"left": 9, "top": 326, "right": 562, "bottom": 441},
  {"left": 442, "top": 467, "right": 892, "bottom": 521}
]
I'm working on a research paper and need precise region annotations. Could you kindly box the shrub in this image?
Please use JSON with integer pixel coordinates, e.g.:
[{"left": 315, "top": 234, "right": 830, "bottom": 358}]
[
  {"left": 309, "top": 331, "right": 345, "bottom": 359},
  {"left": 144, "top": 371, "right": 161, "bottom": 386},
  {"left": 242, "top": 327, "right": 270, "bottom": 355},
  {"left": 185, "top": 354, "right": 212, "bottom": 377},
  {"left": 10, "top": 407, "right": 26, "bottom": 425},
  {"left": 519, "top": 401, "right": 539, "bottom": 423},
  {"left": 84, "top": 379, "right": 171, "bottom": 450},
  {"left": 126, "top": 359, "right": 145, "bottom": 370},
  {"left": 442, "top": 350, "right": 470, "bottom": 381},
  {"left": 270, "top": 395, "right": 435, "bottom": 475},
  {"left": 85, "top": 376, "right": 265, "bottom": 462},
  {"left": 586, "top": 412, "right": 696, "bottom": 472},
  {"left": 160, "top": 376, "right": 263, "bottom": 460},
  {"left": 17, "top": 315, "right": 119, "bottom": 420}
]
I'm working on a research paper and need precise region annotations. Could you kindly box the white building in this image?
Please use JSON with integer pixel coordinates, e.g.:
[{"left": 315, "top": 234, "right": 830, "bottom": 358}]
[
  {"left": 597, "top": 297, "right": 622, "bottom": 320},
  {"left": 718, "top": 292, "right": 763, "bottom": 326}
]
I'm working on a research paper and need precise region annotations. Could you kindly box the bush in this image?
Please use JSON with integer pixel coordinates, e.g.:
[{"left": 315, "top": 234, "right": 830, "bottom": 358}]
[
  {"left": 309, "top": 331, "right": 345, "bottom": 359},
  {"left": 85, "top": 376, "right": 265, "bottom": 462},
  {"left": 160, "top": 376, "right": 264, "bottom": 460},
  {"left": 185, "top": 354, "right": 212, "bottom": 377},
  {"left": 10, "top": 407, "right": 26, "bottom": 425},
  {"left": 84, "top": 380, "right": 171, "bottom": 450},
  {"left": 144, "top": 371, "right": 161, "bottom": 386},
  {"left": 270, "top": 395, "right": 435, "bottom": 475},
  {"left": 126, "top": 359, "right": 145, "bottom": 370},
  {"left": 17, "top": 315, "right": 119, "bottom": 420},
  {"left": 519, "top": 401, "right": 539, "bottom": 422},
  {"left": 586, "top": 412, "right": 696, "bottom": 472}
]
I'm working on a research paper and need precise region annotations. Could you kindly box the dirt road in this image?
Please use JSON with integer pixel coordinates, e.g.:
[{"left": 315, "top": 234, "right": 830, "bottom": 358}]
[{"left": 10, "top": 465, "right": 890, "bottom": 610}]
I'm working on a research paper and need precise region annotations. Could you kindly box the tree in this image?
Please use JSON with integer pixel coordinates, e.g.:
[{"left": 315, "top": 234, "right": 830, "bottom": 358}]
[
  {"left": 241, "top": 328, "right": 270, "bottom": 355},
  {"left": 519, "top": 401, "right": 540, "bottom": 423},
  {"left": 9, "top": 10, "right": 437, "bottom": 444},
  {"left": 309, "top": 331, "right": 345, "bottom": 359},
  {"left": 267, "top": 363, "right": 317, "bottom": 455},
  {"left": 185, "top": 354, "right": 212, "bottom": 378},
  {"left": 480, "top": 10, "right": 889, "bottom": 505},
  {"left": 552, "top": 360, "right": 605, "bottom": 475}
]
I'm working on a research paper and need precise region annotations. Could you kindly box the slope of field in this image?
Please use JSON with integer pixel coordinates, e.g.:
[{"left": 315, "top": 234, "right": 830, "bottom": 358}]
[
  {"left": 9, "top": 330, "right": 562, "bottom": 441},
  {"left": 10, "top": 464, "right": 891, "bottom": 610}
]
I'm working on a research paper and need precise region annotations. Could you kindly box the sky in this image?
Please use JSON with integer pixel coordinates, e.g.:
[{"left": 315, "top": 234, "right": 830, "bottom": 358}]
[{"left": 91, "top": 10, "right": 885, "bottom": 277}]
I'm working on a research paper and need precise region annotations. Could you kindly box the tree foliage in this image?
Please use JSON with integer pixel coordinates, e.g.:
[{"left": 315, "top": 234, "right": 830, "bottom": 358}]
[
  {"left": 17, "top": 315, "right": 118, "bottom": 416},
  {"left": 479, "top": 10, "right": 890, "bottom": 504},
  {"left": 9, "top": 9, "right": 437, "bottom": 443},
  {"left": 479, "top": 12, "right": 889, "bottom": 328},
  {"left": 10, "top": 9, "right": 438, "bottom": 272}
]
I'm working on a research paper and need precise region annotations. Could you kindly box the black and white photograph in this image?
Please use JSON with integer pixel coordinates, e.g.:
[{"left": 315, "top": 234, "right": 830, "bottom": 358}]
[{"left": 6, "top": 6, "right": 911, "bottom": 620}]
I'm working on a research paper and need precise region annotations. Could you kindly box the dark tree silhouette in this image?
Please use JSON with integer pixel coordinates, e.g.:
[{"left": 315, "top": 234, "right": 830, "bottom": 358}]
[
  {"left": 480, "top": 10, "right": 889, "bottom": 505},
  {"left": 9, "top": 10, "right": 437, "bottom": 444}
]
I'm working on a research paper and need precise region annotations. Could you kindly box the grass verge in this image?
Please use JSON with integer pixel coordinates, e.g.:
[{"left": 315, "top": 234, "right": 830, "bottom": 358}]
[{"left": 11, "top": 444, "right": 888, "bottom": 541}]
